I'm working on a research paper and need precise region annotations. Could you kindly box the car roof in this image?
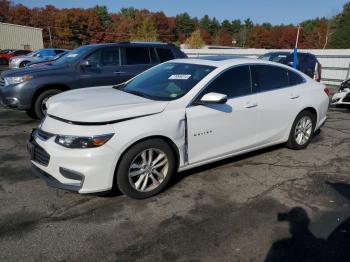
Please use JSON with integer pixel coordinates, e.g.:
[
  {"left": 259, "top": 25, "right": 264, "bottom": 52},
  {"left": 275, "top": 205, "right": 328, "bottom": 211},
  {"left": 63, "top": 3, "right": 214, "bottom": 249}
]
[
  {"left": 170, "top": 57, "right": 297, "bottom": 69},
  {"left": 193, "top": 55, "right": 243, "bottom": 61},
  {"left": 84, "top": 42, "right": 175, "bottom": 48}
]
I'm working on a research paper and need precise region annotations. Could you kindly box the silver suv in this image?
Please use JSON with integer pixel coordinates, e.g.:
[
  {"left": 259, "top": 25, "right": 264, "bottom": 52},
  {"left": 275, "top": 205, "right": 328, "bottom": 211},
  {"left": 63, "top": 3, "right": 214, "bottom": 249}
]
[{"left": 9, "top": 48, "right": 68, "bottom": 68}]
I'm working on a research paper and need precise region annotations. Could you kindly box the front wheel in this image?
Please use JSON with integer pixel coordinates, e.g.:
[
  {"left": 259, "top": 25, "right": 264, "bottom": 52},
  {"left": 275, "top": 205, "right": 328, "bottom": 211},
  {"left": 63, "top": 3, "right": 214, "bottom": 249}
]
[
  {"left": 286, "top": 110, "right": 316, "bottom": 150},
  {"left": 29, "top": 89, "right": 62, "bottom": 120},
  {"left": 116, "top": 139, "right": 176, "bottom": 199},
  {"left": 19, "top": 61, "right": 30, "bottom": 68}
]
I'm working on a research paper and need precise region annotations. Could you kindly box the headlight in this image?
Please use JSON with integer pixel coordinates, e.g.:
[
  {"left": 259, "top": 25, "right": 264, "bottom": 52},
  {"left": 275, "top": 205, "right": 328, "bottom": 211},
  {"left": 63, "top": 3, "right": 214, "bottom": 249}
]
[
  {"left": 55, "top": 133, "right": 114, "bottom": 148},
  {"left": 4, "top": 75, "right": 33, "bottom": 85}
]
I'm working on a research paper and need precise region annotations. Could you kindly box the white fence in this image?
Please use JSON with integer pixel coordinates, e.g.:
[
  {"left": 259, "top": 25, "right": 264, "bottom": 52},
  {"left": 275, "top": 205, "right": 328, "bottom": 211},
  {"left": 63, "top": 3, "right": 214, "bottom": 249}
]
[{"left": 182, "top": 48, "right": 350, "bottom": 86}]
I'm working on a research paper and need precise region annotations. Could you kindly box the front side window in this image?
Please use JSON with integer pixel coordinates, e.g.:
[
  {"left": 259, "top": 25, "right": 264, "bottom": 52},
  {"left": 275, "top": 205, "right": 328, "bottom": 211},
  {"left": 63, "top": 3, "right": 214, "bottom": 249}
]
[
  {"left": 124, "top": 47, "right": 150, "bottom": 65},
  {"left": 251, "top": 65, "right": 289, "bottom": 92},
  {"left": 202, "top": 66, "right": 252, "bottom": 98},
  {"left": 37, "top": 49, "right": 55, "bottom": 57},
  {"left": 86, "top": 48, "right": 120, "bottom": 67},
  {"left": 119, "top": 63, "right": 215, "bottom": 101}
]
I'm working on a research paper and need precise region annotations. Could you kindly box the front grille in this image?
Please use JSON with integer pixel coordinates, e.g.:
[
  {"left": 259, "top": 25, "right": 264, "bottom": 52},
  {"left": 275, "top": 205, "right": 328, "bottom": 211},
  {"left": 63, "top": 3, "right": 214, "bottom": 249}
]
[
  {"left": 33, "top": 144, "right": 50, "bottom": 166},
  {"left": 0, "top": 77, "right": 5, "bottom": 87}
]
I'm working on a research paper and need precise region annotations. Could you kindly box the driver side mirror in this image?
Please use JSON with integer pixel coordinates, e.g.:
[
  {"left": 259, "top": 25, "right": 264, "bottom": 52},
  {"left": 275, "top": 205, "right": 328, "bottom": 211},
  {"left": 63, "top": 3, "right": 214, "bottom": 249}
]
[
  {"left": 198, "top": 92, "right": 228, "bottom": 104},
  {"left": 80, "top": 60, "right": 91, "bottom": 68}
]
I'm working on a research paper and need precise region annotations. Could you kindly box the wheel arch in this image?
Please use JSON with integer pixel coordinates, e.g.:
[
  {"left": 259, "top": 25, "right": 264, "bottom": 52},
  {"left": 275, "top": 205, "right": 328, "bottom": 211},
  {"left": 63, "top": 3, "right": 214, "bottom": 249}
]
[
  {"left": 299, "top": 106, "right": 318, "bottom": 122},
  {"left": 113, "top": 135, "right": 181, "bottom": 182},
  {"left": 31, "top": 84, "right": 71, "bottom": 109}
]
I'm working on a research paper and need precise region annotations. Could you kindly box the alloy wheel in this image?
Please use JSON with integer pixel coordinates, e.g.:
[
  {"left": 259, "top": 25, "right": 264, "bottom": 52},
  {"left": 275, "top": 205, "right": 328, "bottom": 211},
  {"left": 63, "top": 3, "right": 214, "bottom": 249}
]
[
  {"left": 294, "top": 116, "right": 313, "bottom": 145},
  {"left": 128, "top": 148, "right": 169, "bottom": 192}
]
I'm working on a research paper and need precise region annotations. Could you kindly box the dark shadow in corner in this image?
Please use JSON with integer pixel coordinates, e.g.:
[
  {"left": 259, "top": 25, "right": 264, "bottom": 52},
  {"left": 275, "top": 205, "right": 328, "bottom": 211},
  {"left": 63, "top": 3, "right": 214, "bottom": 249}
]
[{"left": 265, "top": 182, "right": 350, "bottom": 262}]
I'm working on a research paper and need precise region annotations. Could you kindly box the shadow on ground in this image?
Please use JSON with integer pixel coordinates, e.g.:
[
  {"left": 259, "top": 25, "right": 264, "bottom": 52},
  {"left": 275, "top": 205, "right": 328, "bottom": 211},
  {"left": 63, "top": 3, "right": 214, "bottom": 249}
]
[{"left": 265, "top": 182, "right": 350, "bottom": 262}]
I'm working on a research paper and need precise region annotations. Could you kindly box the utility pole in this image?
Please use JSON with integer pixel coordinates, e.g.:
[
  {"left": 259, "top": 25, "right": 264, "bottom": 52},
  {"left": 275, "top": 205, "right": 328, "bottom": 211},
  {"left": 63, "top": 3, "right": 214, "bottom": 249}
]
[
  {"left": 293, "top": 25, "right": 301, "bottom": 69},
  {"left": 48, "top": 26, "right": 53, "bottom": 48}
]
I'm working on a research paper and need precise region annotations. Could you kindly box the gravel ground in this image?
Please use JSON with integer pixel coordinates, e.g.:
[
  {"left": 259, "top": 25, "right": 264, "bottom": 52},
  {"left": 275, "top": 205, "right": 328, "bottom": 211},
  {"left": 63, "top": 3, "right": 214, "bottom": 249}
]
[{"left": 0, "top": 93, "right": 350, "bottom": 261}]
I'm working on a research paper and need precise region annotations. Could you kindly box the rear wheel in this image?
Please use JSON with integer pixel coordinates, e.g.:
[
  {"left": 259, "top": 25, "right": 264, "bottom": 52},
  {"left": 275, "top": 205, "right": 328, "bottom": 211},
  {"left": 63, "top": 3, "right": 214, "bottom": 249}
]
[
  {"left": 28, "top": 89, "right": 62, "bottom": 120},
  {"left": 286, "top": 110, "right": 315, "bottom": 150},
  {"left": 116, "top": 139, "right": 176, "bottom": 199}
]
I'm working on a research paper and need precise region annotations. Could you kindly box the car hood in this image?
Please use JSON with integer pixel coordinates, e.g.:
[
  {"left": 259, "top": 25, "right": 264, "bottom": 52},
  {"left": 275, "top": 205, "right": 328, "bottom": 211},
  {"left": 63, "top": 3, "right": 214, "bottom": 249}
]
[
  {"left": 46, "top": 86, "right": 169, "bottom": 124},
  {"left": 1, "top": 64, "right": 66, "bottom": 77}
]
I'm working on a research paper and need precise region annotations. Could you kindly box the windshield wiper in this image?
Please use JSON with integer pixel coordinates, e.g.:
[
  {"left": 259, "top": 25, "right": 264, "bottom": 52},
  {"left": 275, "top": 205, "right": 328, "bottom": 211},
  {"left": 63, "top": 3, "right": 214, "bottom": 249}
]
[
  {"left": 127, "top": 90, "right": 149, "bottom": 98},
  {"left": 112, "top": 83, "right": 126, "bottom": 90}
]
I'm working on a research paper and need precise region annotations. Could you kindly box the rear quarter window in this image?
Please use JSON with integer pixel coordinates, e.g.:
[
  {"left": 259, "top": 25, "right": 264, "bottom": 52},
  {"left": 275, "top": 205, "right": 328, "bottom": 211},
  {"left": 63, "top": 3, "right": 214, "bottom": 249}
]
[
  {"left": 288, "top": 70, "right": 305, "bottom": 86},
  {"left": 156, "top": 48, "right": 175, "bottom": 62}
]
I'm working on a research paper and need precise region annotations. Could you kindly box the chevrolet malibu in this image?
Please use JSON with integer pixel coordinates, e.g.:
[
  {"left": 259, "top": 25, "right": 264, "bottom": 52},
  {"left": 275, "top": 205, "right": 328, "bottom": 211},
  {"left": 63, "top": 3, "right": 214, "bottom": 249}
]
[{"left": 28, "top": 58, "right": 329, "bottom": 199}]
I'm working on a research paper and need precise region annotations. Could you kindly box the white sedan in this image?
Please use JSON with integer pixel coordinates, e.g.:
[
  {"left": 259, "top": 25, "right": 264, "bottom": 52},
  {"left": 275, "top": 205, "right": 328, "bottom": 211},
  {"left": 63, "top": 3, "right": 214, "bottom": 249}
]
[{"left": 28, "top": 58, "right": 329, "bottom": 199}]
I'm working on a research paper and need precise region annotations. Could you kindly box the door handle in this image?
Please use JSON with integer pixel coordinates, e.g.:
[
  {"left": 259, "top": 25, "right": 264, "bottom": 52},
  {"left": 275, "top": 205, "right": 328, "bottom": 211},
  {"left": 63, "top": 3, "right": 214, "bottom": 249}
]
[
  {"left": 114, "top": 71, "right": 126, "bottom": 75},
  {"left": 290, "top": 94, "right": 300, "bottom": 99},
  {"left": 244, "top": 102, "right": 258, "bottom": 108}
]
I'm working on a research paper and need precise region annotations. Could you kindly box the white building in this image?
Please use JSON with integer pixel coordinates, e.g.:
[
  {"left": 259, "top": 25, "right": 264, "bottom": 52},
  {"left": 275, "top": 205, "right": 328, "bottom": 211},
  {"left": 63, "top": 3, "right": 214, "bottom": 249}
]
[{"left": 0, "top": 22, "right": 43, "bottom": 51}]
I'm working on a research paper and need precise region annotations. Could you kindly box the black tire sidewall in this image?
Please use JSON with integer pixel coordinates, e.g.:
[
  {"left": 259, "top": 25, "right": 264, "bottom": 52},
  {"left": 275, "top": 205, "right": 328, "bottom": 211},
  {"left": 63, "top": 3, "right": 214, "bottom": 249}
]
[
  {"left": 116, "top": 139, "right": 176, "bottom": 199},
  {"left": 287, "top": 110, "right": 316, "bottom": 150},
  {"left": 34, "top": 89, "right": 61, "bottom": 119},
  {"left": 20, "top": 61, "right": 29, "bottom": 68}
]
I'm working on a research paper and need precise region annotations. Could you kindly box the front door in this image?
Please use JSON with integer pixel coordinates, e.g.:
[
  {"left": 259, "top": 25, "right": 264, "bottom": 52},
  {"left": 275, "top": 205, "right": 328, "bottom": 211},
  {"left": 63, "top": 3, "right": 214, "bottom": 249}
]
[
  {"left": 186, "top": 65, "right": 259, "bottom": 164},
  {"left": 79, "top": 47, "right": 122, "bottom": 88}
]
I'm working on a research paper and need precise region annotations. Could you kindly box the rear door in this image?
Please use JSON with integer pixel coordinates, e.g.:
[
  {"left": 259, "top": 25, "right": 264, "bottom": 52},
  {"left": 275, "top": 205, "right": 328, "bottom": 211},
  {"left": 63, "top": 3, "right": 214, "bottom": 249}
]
[
  {"left": 251, "top": 65, "right": 304, "bottom": 146},
  {"left": 186, "top": 65, "right": 259, "bottom": 164},
  {"left": 119, "top": 46, "right": 157, "bottom": 83},
  {"left": 78, "top": 47, "right": 122, "bottom": 87}
]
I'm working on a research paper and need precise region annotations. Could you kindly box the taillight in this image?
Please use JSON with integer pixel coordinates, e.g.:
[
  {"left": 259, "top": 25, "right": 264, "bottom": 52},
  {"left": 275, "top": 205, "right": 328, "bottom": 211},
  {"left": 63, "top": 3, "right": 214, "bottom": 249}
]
[{"left": 324, "top": 87, "right": 330, "bottom": 96}]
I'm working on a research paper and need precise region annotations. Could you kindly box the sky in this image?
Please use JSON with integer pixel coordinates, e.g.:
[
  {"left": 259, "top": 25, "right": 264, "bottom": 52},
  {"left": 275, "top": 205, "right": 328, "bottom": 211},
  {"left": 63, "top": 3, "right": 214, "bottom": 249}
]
[{"left": 13, "top": 0, "right": 349, "bottom": 25}]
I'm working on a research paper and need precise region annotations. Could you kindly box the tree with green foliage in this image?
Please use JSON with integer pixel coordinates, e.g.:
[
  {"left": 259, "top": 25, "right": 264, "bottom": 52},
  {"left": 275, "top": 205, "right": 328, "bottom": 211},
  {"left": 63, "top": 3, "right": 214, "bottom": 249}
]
[
  {"left": 120, "top": 7, "right": 137, "bottom": 18},
  {"left": 330, "top": 3, "right": 350, "bottom": 48},
  {"left": 176, "top": 12, "right": 195, "bottom": 36},
  {"left": 94, "top": 5, "right": 111, "bottom": 27}
]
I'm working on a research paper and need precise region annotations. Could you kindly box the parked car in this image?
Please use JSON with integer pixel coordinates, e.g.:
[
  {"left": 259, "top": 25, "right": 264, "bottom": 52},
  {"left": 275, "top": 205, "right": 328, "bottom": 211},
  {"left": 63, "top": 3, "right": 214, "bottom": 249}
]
[
  {"left": 0, "top": 49, "right": 32, "bottom": 65},
  {"left": 259, "top": 51, "right": 322, "bottom": 82},
  {"left": 8, "top": 48, "right": 68, "bottom": 68},
  {"left": 0, "top": 42, "right": 187, "bottom": 119},
  {"left": 27, "top": 50, "right": 70, "bottom": 67},
  {"left": 27, "top": 57, "right": 329, "bottom": 199},
  {"left": 331, "top": 79, "right": 350, "bottom": 106}
]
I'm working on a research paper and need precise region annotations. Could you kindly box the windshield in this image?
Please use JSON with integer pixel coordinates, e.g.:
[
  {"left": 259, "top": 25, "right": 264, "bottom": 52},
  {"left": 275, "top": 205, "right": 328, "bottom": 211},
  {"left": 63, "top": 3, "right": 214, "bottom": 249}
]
[
  {"left": 52, "top": 46, "right": 93, "bottom": 65},
  {"left": 119, "top": 63, "right": 215, "bottom": 101}
]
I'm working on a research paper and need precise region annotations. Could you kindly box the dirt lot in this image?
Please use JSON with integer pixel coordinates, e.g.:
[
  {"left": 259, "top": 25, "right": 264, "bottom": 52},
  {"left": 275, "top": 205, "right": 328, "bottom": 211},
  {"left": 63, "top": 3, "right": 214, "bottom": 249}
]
[{"left": 0, "top": 104, "right": 349, "bottom": 262}]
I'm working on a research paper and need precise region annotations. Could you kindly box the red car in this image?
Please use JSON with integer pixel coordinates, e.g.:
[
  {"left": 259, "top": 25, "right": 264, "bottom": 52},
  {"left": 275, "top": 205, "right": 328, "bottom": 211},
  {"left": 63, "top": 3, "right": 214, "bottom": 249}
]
[{"left": 0, "top": 49, "right": 32, "bottom": 65}]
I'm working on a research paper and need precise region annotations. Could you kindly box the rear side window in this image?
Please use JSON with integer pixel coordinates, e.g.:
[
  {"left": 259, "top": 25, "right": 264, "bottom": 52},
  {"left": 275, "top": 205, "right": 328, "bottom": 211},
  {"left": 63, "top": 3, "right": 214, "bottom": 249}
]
[
  {"left": 54, "top": 50, "right": 66, "bottom": 55},
  {"left": 156, "top": 48, "right": 175, "bottom": 62},
  {"left": 203, "top": 66, "right": 252, "bottom": 98},
  {"left": 124, "top": 47, "right": 150, "bottom": 65},
  {"left": 251, "top": 65, "right": 289, "bottom": 92},
  {"left": 288, "top": 70, "right": 305, "bottom": 85}
]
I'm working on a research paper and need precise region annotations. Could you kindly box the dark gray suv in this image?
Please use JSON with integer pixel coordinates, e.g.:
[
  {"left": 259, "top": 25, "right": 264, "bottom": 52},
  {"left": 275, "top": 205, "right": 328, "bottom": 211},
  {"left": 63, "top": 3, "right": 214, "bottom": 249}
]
[{"left": 0, "top": 42, "right": 186, "bottom": 119}]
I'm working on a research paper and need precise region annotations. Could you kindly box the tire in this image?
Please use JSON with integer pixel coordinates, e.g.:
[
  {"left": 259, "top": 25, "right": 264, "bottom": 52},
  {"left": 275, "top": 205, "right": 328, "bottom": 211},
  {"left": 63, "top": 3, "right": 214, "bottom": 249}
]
[
  {"left": 19, "top": 61, "right": 30, "bottom": 68},
  {"left": 32, "top": 89, "right": 62, "bottom": 120},
  {"left": 286, "top": 110, "right": 316, "bottom": 150},
  {"left": 25, "top": 109, "right": 39, "bottom": 120},
  {"left": 116, "top": 138, "right": 176, "bottom": 199}
]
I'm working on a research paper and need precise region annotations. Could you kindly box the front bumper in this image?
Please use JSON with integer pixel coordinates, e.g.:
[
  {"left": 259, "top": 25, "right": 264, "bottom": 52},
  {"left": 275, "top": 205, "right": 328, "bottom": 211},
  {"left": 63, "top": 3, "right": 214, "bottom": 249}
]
[
  {"left": 27, "top": 129, "right": 118, "bottom": 194},
  {"left": 331, "top": 90, "right": 350, "bottom": 105},
  {"left": 0, "top": 80, "right": 33, "bottom": 109}
]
